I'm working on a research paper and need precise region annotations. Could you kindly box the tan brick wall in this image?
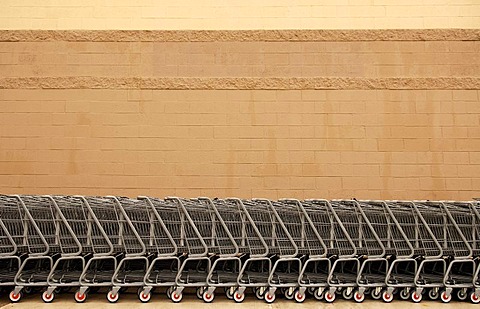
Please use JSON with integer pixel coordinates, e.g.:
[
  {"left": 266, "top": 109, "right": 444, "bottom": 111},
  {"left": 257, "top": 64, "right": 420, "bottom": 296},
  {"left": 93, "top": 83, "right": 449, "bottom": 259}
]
[
  {"left": 1, "top": 0, "right": 479, "bottom": 29},
  {"left": 1, "top": 40, "right": 479, "bottom": 78},
  {"left": 0, "top": 88, "right": 479, "bottom": 200}
]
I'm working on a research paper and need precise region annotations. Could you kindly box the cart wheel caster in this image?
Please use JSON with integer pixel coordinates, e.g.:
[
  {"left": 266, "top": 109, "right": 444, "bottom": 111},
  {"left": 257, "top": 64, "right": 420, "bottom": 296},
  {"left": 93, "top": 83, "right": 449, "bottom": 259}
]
[
  {"left": 166, "top": 286, "right": 173, "bottom": 298},
  {"left": 457, "top": 289, "right": 467, "bottom": 301},
  {"left": 284, "top": 289, "right": 294, "bottom": 300},
  {"left": 23, "top": 287, "right": 33, "bottom": 294},
  {"left": 294, "top": 290, "right": 306, "bottom": 303},
  {"left": 428, "top": 289, "right": 439, "bottom": 300},
  {"left": 42, "top": 291, "right": 55, "bottom": 303},
  {"left": 233, "top": 291, "right": 245, "bottom": 303},
  {"left": 470, "top": 292, "right": 480, "bottom": 304},
  {"left": 325, "top": 291, "right": 336, "bottom": 303},
  {"left": 225, "top": 287, "right": 235, "bottom": 300},
  {"left": 196, "top": 287, "right": 204, "bottom": 299},
  {"left": 314, "top": 288, "right": 324, "bottom": 300},
  {"left": 264, "top": 292, "right": 275, "bottom": 303},
  {"left": 411, "top": 291, "right": 422, "bottom": 303},
  {"left": 342, "top": 289, "right": 353, "bottom": 300},
  {"left": 171, "top": 291, "right": 183, "bottom": 303},
  {"left": 254, "top": 288, "right": 264, "bottom": 300},
  {"left": 203, "top": 291, "right": 214, "bottom": 303},
  {"left": 441, "top": 291, "right": 452, "bottom": 303},
  {"left": 371, "top": 289, "right": 382, "bottom": 300},
  {"left": 354, "top": 291, "right": 365, "bottom": 303},
  {"left": 382, "top": 291, "right": 393, "bottom": 303},
  {"left": 399, "top": 288, "right": 410, "bottom": 300},
  {"left": 138, "top": 289, "right": 151, "bottom": 303},
  {"left": 74, "top": 290, "right": 87, "bottom": 303},
  {"left": 107, "top": 290, "right": 119, "bottom": 303},
  {"left": 9, "top": 291, "right": 22, "bottom": 303}
]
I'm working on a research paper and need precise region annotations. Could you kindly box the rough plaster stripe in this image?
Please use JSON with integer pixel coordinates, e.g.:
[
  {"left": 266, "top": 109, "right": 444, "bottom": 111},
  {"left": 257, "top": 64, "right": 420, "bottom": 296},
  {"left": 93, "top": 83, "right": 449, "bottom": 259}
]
[
  {"left": 0, "top": 77, "right": 479, "bottom": 90},
  {"left": 0, "top": 29, "right": 479, "bottom": 42}
]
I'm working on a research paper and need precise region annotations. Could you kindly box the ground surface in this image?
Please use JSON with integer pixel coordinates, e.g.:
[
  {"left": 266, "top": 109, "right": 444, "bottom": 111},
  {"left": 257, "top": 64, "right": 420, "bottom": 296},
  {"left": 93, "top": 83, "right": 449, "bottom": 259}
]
[{"left": 0, "top": 292, "right": 478, "bottom": 309}]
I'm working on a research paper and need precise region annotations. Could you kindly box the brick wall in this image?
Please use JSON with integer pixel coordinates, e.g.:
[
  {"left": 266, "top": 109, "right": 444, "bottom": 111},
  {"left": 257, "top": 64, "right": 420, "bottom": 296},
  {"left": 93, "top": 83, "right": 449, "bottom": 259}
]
[
  {"left": 0, "top": 0, "right": 479, "bottom": 29},
  {"left": 0, "top": 28, "right": 479, "bottom": 199}
]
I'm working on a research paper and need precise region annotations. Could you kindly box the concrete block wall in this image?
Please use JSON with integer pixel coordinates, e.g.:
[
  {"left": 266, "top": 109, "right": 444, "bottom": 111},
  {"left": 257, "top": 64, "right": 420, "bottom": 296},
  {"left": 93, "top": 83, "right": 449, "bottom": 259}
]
[{"left": 0, "top": 3, "right": 479, "bottom": 200}]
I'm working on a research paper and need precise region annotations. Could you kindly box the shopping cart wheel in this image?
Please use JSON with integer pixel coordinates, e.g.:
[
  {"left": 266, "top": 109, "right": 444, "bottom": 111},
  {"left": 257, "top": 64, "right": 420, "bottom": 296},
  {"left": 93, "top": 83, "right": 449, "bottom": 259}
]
[
  {"left": 411, "top": 291, "right": 422, "bottom": 303},
  {"left": 41, "top": 291, "right": 55, "bottom": 303},
  {"left": 166, "top": 287, "right": 173, "bottom": 298},
  {"left": 324, "top": 291, "right": 336, "bottom": 303},
  {"left": 313, "top": 288, "right": 324, "bottom": 300},
  {"left": 107, "top": 290, "right": 120, "bottom": 303},
  {"left": 440, "top": 291, "right": 452, "bottom": 303},
  {"left": 354, "top": 291, "right": 365, "bottom": 303},
  {"left": 294, "top": 290, "right": 306, "bottom": 303},
  {"left": 74, "top": 290, "right": 87, "bottom": 303},
  {"left": 264, "top": 292, "right": 275, "bottom": 303},
  {"left": 138, "top": 289, "right": 151, "bottom": 303},
  {"left": 399, "top": 288, "right": 410, "bottom": 300},
  {"left": 371, "top": 289, "right": 382, "bottom": 300},
  {"left": 254, "top": 288, "right": 264, "bottom": 300},
  {"left": 342, "top": 289, "right": 353, "bottom": 300},
  {"left": 171, "top": 291, "right": 183, "bottom": 303},
  {"left": 23, "top": 287, "right": 33, "bottom": 294},
  {"left": 470, "top": 292, "right": 480, "bottom": 304},
  {"left": 382, "top": 291, "right": 393, "bottom": 303},
  {"left": 196, "top": 287, "right": 205, "bottom": 299},
  {"left": 225, "top": 287, "right": 235, "bottom": 300},
  {"left": 456, "top": 289, "right": 467, "bottom": 301},
  {"left": 9, "top": 291, "right": 22, "bottom": 303},
  {"left": 233, "top": 291, "right": 245, "bottom": 303},
  {"left": 284, "top": 289, "right": 294, "bottom": 300},
  {"left": 202, "top": 291, "right": 215, "bottom": 303},
  {"left": 428, "top": 289, "right": 439, "bottom": 300}
]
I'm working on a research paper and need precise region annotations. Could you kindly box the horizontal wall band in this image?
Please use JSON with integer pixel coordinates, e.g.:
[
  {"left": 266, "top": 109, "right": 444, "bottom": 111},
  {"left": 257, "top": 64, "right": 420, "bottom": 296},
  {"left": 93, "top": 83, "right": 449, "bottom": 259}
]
[
  {"left": 0, "top": 29, "right": 479, "bottom": 42},
  {"left": 0, "top": 77, "right": 479, "bottom": 90}
]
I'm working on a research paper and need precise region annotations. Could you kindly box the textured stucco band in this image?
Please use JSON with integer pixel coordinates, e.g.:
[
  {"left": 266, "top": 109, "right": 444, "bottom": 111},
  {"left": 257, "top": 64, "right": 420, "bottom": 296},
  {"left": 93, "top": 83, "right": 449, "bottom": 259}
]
[
  {"left": 0, "top": 77, "right": 479, "bottom": 90},
  {"left": 0, "top": 29, "right": 479, "bottom": 42}
]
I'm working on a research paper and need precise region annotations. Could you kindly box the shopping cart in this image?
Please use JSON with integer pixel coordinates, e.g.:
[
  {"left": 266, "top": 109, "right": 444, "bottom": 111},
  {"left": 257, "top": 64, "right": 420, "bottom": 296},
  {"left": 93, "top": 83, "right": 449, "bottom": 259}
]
[
  {"left": 40, "top": 196, "right": 84, "bottom": 303},
  {"left": 0, "top": 195, "right": 26, "bottom": 301},
  {"left": 217, "top": 198, "right": 269, "bottom": 303},
  {"left": 178, "top": 197, "right": 239, "bottom": 303},
  {"left": 140, "top": 197, "right": 208, "bottom": 303},
  {"left": 136, "top": 196, "right": 179, "bottom": 303},
  {"left": 439, "top": 201, "right": 476, "bottom": 303},
  {"left": 75, "top": 196, "right": 140, "bottom": 303},
  {"left": 8, "top": 195, "right": 79, "bottom": 303},
  {"left": 355, "top": 200, "right": 414, "bottom": 303},
  {"left": 411, "top": 201, "right": 471, "bottom": 303},
  {"left": 105, "top": 196, "right": 147, "bottom": 303},
  {"left": 276, "top": 199, "right": 328, "bottom": 303},
  {"left": 472, "top": 200, "right": 480, "bottom": 304},
  {"left": 324, "top": 200, "right": 384, "bottom": 303}
]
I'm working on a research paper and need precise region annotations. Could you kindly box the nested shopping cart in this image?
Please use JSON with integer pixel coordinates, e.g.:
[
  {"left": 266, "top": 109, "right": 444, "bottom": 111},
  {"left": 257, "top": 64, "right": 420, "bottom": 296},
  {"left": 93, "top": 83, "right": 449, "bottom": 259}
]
[
  {"left": 105, "top": 196, "right": 147, "bottom": 303},
  {"left": 76, "top": 196, "right": 143, "bottom": 303},
  {"left": 411, "top": 201, "right": 471, "bottom": 303},
  {"left": 181, "top": 197, "right": 239, "bottom": 303},
  {"left": 8, "top": 195, "right": 79, "bottom": 303},
  {"left": 276, "top": 199, "right": 328, "bottom": 303},
  {"left": 40, "top": 196, "right": 84, "bottom": 303},
  {"left": 139, "top": 197, "right": 208, "bottom": 303},
  {"left": 354, "top": 200, "right": 414, "bottom": 303},
  {"left": 472, "top": 200, "right": 480, "bottom": 304},
  {"left": 300, "top": 199, "right": 356, "bottom": 303},
  {"left": 0, "top": 195, "right": 25, "bottom": 301},
  {"left": 325, "top": 200, "right": 384, "bottom": 303},
  {"left": 382, "top": 201, "right": 442, "bottom": 302},
  {"left": 136, "top": 196, "right": 179, "bottom": 303},
  {"left": 234, "top": 199, "right": 298, "bottom": 303},
  {"left": 217, "top": 198, "right": 269, "bottom": 303},
  {"left": 438, "top": 201, "right": 476, "bottom": 303}
]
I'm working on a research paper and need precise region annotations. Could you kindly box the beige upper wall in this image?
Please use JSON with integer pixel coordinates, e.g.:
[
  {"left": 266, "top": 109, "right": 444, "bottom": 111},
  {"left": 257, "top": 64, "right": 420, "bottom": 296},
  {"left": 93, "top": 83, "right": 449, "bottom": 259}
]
[{"left": 0, "top": 0, "right": 479, "bottom": 30}]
